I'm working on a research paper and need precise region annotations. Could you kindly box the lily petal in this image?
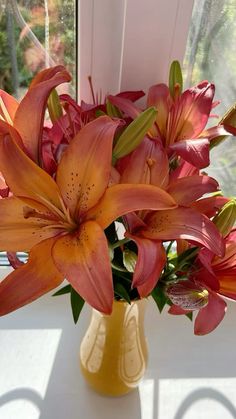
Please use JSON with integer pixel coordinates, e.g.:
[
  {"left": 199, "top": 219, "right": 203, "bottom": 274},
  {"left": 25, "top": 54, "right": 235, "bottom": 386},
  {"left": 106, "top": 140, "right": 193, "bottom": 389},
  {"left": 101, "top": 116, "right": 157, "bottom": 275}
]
[
  {"left": 141, "top": 207, "right": 225, "bottom": 256},
  {"left": 170, "top": 160, "right": 198, "bottom": 181},
  {"left": 0, "top": 238, "right": 63, "bottom": 316},
  {"left": 107, "top": 95, "right": 140, "bottom": 119},
  {"left": 87, "top": 184, "right": 177, "bottom": 229},
  {"left": 120, "top": 137, "right": 169, "bottom": 188},
  {"left": 168, "top": 305, "right": 191, "bottom": 315},
  {"left": 169, "top": 138, "right": 210, "bottom": 168},
  {"left": 191, "top": 196, "right": 229, "bottom": 218},
  {"left": 0, "top": 197, "right": 62, "bottom": 251},
  {"left": 147, "top": 83, "right": 172, "bottom": 138},
  {"left": 52, "top": 221, "right": 113, "bottom": 314},
  {"left": 167, "top": 175, "right": 219, "bottom": 205},
  {"left": 126, "top": 234, "right": 166, "bottom": 296},
  {"left": 194, "top": 292, "right": 226, "bottom": 335},
  {"left": 167, "top": 81, "right": 215, "bottom": 145},
  {"left": 56, "top": 116, "right": 120, "bottom": 219},
  {"left": 0, "top": 134, "right": 62, "bottom": 210},
  {"left": 0, "top": 119, "right": 24, "bottom": 149},
  {"left": 14, "top": 66, "right": 71, "bottom": 162}
]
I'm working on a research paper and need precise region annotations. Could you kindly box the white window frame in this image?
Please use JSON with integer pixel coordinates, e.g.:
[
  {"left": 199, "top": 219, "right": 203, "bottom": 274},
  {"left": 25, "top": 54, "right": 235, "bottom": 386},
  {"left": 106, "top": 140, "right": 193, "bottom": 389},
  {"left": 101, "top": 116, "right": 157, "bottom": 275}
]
[{"left": 78, "top": 0, "right": 194, "bottom": 103}]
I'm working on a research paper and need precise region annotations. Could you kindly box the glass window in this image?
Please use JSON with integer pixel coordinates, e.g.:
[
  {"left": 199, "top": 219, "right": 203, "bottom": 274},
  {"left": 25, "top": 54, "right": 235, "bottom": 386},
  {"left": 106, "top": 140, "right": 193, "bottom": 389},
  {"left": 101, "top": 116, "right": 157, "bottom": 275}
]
[
  {"left": 183, "top": 0, "right": 236, "bottom": 195},
  {"left": 0, "top": 0, "right": 76, "bottom": 97}
]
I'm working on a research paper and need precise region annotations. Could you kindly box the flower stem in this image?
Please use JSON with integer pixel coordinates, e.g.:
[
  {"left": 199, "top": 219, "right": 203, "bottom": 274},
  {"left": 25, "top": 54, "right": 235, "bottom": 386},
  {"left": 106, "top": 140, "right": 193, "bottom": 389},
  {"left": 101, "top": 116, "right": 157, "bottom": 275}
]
[{"left": 110, "top": 238, "right": 131, "bottom": 250}]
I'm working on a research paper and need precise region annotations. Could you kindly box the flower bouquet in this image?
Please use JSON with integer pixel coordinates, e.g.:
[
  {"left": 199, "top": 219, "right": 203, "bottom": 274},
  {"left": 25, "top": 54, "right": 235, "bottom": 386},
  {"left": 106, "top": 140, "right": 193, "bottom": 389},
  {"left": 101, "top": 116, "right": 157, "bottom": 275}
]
[{"left": 0, "top": 62, "right": 236, "bottom": 342}]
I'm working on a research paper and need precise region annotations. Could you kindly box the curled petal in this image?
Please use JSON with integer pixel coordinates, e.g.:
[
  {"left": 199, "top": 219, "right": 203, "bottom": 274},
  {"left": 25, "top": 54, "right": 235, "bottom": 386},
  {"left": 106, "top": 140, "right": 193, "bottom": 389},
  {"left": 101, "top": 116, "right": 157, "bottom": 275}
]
[
  {"left": 14, "top": 66, "right": 71, "bottom": 162},
  {"left": 87, "top": 184, "right": 177, "bottom": 229},
  {"left": 0, "top": 238, "right": 63, "bottom": 316},
  {"left": 194, "top": 292, "right": 226, "bottom": 335},
  {"left": 141, "top": 207, "right": 225, "bottom": 256},
  {"left": 52, "top": 221, "right": 114, "bottom": 314},
  {"left": 126, "top": 234, "right": 166, "bottom": 296}
]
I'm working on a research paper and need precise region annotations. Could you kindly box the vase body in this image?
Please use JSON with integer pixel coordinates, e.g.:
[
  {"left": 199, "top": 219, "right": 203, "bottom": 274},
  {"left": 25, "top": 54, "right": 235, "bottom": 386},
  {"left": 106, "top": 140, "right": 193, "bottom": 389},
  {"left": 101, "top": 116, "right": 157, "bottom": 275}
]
[{"left": 80, "top": 299, "right": 148, "bottom": 396}]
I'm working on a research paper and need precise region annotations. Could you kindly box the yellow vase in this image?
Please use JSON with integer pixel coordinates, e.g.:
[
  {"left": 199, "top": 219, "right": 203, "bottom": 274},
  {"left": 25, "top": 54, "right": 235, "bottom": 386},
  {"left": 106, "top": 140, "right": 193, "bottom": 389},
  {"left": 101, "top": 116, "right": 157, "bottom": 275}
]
[{"left": 79, "top": 299, "right": 148, "bottom": 396}]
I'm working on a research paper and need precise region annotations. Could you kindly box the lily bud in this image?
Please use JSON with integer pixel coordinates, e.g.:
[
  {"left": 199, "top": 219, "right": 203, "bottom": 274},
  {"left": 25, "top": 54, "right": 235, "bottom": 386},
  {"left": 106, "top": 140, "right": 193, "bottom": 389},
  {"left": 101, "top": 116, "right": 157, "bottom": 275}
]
[
  {"left": 169, "top": 60, "right": 183, "bottom": 99},
  {"left": 47, "top": 89, "right": 63, "bottom": 123},
  {"left": 213, "top": 199, "right": 236, "bottom": 237},
  {"left": 165, "top": 280, "right": 209, "bottom": 310},
  {"left": 123, "top": 249, "right": 137, "bottom": 273},
  {"left": 112, "top": 107, "right": 157, "bottom": 162}
]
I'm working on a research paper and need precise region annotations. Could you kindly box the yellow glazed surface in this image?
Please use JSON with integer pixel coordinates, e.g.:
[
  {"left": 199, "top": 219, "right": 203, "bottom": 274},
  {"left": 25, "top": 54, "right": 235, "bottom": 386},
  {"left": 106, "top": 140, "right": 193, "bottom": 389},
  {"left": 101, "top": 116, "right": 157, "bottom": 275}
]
[{"left": 80, "top": 299, "right": 148, "bottom": 396}]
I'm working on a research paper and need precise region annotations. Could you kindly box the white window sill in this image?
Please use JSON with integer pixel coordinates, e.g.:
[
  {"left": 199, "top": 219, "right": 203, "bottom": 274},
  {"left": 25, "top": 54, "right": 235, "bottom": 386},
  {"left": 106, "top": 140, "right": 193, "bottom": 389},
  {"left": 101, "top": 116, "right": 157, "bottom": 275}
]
[{"left": 0, "top": 272, "right": 236, "bottom": 419}]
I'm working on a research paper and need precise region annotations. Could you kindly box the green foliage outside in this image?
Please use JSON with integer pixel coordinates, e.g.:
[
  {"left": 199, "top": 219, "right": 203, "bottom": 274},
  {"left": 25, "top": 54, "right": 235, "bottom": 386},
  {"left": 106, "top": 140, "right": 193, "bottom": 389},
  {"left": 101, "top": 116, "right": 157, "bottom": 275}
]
[
  {"left": 0, "top": 0, "right": 76, "bottom": 97},
  {"left": 183, "top": 0, "right": 236, "bottom": 196}
]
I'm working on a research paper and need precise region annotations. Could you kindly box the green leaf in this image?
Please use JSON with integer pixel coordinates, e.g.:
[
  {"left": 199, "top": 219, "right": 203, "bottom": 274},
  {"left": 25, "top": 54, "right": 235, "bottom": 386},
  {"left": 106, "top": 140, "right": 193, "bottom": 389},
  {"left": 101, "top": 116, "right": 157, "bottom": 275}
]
[
  {"left": 70, "top": 287, "right": 85, "bottom": 324},
  {"left": 52, "top": 284, "right": 71, "bottom": 296},
  {"left": 169, "top": 60, "right": 183, "bottom": 98},
  {"left": 114, "top": 282, "right": 131, "bottom": 304},
  {"left": 185, "top": 311, "right": 193, "bottom": 321},
  {"left": 106, "top": 99, "right": 122, "bottom": 118},
  {"left": 95, "top": 109, "right": 106, "bottom": 117},
  {"left": 112, "top": 107, "right": 157, "bottom": 161},
  {"left": 151, "top": 286, "right": 167, "bottom": 313}
]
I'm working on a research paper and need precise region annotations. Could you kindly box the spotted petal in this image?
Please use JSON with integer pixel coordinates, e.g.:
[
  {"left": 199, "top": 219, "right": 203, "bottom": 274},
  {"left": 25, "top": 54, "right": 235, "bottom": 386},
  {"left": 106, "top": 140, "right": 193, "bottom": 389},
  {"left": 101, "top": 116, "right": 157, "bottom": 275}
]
[
  {"left": 56, "top": 116, "right": 120, "bottom": 219},
  {"left": 0, "top": 197, "right": 62, "bottom": 251},
  {"left": 52, "top": 220, "right": 114, "bottom": 314},
  {"left": 141, "top": 207, "right": 224, "bottom": 256},
  {"left": 87, "top": 184, "right": 177, "bottom": 229}
]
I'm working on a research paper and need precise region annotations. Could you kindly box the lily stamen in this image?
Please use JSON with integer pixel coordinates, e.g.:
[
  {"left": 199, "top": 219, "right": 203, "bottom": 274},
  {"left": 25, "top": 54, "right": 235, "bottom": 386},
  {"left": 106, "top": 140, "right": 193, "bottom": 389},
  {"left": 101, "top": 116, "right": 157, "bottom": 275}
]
[{"left": 0, "top": 97, "right": 13, "bottom": 125}]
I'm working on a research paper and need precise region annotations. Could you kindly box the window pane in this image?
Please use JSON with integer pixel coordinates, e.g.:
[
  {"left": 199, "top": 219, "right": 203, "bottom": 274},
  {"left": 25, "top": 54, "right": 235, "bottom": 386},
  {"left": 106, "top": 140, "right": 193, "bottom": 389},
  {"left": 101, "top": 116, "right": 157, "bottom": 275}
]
[
  {"left": 183, "top": 0, "right": 236, "bottom": 195},
  {"left": 0, "top": 0, "right": 76, "bottom": 97}
]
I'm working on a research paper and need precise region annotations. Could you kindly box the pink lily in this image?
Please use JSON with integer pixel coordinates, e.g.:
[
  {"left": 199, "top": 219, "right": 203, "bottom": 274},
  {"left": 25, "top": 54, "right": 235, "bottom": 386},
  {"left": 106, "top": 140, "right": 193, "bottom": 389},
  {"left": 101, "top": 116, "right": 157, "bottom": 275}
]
[
  {"left": 109, "top": 82, "right": 236, "bottom": 168},
  {"left": 117, "top": 137, "right": 224, "bottom": 296}
]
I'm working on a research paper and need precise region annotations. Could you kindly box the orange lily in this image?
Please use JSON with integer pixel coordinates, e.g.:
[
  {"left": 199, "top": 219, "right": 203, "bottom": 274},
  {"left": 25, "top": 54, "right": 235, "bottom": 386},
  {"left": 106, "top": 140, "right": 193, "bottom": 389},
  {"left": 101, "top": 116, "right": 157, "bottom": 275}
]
[{"left": 0, "top": 116, "right": 177, "bottom": 315}]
